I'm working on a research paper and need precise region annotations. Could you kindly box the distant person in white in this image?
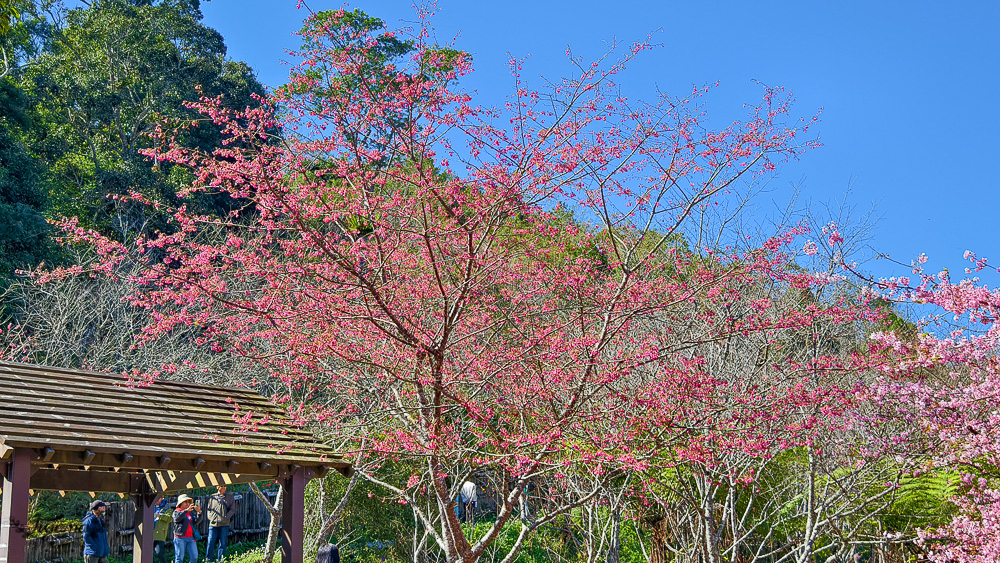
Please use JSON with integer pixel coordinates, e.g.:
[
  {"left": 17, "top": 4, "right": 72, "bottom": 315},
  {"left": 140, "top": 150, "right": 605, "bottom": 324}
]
[{"left": 459, "top": 481, "right": 478, "bottom": 523}]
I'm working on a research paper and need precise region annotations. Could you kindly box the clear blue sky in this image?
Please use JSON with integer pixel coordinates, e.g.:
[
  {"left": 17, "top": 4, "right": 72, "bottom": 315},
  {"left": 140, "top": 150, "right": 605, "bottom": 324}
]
[{"left": 198, "top": 0, "right": 1000, "bottom": 281}]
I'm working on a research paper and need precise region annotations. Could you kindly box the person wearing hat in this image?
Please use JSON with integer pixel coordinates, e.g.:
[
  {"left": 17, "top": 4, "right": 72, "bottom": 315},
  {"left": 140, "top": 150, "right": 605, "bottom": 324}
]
[
  {"left": 82, "top": 500, "right": 110, "bottom": 563},
  {"left": 172, "top": 494, "right": 202, "bottom": 563}
]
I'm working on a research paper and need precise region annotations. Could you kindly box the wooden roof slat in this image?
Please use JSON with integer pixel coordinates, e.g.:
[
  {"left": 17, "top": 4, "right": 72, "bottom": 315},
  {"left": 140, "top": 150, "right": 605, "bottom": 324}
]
[
  {"left": 1, "top": 446, "right": 350, "bottom": 474},
  {"left": 0, "top": 365, "right": 303, "bottom": 426},
  {"left": 0, "top": 362, "right": 264, "bottom": 397},
  {"left": 0, "top": 370, "right": 279, "bottom": 411},
  {"left": 0, "top": 384, "right": 315, "bottom": 441},
  {"left": 0, "top": 378, "right": 280, "bottom": 420},
  {"left": 0, "top": 394, "right": 314, "bottom": 440},
  {"left": 0, "top": 361, "right": 344, "bottom": 469}
]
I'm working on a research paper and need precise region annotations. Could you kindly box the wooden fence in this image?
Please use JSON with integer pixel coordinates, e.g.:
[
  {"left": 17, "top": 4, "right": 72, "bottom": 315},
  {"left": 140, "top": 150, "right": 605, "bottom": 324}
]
[{"left": 24, "top": 489, "right": 279, "bottom": 563}]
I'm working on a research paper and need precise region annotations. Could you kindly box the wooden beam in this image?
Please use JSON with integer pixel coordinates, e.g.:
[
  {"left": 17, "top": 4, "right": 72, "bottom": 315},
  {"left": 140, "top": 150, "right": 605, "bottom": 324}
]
[
  {"left": 31, "top": 467, "right": 282, "bottom": 494},
  {"left": 280, "top": 467, "right": 307, "bottom": 563},
  {"left": 38, "top": 450, "right": 293, "bottom": 476},
  {"left": 144, "top": 471, "right": 273, "bottom": 494},
  {"left": 1, "top": 448, "right": 32, "bottom": 563},
  {"left": 131, "top": 492, "right": 159, "bottom": 563},
  {"left": 30, "top": 468, "right": 135, "bottom": 493}
]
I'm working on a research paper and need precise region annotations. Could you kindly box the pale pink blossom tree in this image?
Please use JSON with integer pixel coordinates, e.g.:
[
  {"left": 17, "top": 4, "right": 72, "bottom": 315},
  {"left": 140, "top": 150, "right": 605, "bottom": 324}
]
[{"left": 844, "top": 248, "right": 1000, "bottom": 563}]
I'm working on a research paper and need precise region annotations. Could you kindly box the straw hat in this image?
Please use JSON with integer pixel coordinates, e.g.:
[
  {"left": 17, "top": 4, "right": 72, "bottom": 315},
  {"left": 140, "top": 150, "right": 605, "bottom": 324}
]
[{"left": 176, "top": 494, "right": 195, "bottom": 506}]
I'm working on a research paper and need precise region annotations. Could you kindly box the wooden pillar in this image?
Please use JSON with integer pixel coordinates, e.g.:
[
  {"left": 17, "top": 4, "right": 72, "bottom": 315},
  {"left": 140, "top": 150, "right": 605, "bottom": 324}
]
[
  {"left": 280, "top": 468, "right": 307, "bottom": 563},
  {"left": 0, "top": 448, "right": 32, "bottom": 563},
  {"left": 131, "top": 492, "right": 160, "bottom": 563}
]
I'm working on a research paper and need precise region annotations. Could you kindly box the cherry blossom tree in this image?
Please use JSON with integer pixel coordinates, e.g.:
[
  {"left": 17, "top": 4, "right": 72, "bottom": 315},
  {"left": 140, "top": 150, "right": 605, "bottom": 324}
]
[
  {"left": 859, "top": 250, "right": 1000, "bottom": 563},
  {"left": 627, "top": 241, "right": 908, "bottom": 563},
  {"left": 37, "top": 6, "right": 886, "bottom": 563}
]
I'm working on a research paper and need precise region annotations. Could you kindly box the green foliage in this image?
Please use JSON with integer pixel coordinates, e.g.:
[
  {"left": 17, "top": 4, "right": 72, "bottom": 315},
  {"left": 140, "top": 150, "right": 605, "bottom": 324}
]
[
  {"left": 0, "top": 0, "right": 20, "bottom": 37},
  {"left": 310, "top": 473, "right": 412, "bottom": 563},
  {"left": 293, "top": 8, "right": 413, "bottom": 100},
  {"left": 65, "top": 555, "right": 132, "bottom": 563},
  {"left": 0, "top": 76, "right": 50, "bottom": 287},
  {"left": 30, "top": 491, "right": 105, "bottom": 523},
  {"left": 0, "top": 0, "right": 57, "bottom": 65},
  {"left": 61, "top": 538, "right": 270, "bottom": 563},
  {"left": 450, "top": 514, "right": 646, "bottom": 563},
  {"left": 882, "top": 470, "right": 959, "bottom": 533},
  {"left": 20, "top": 0, "right": 266, "bottom": 238},
  {"left": 27, "top": 491, "right": 121, "bottom": 539},
  {"left": 282, "top": 8, "right": 467, "bottom": 164},
  {"left": 26, "top": 517, "right": 79, "bottom": 538},
  {"left": 225, "top": 543, "right": 280, "bottom": 563}
]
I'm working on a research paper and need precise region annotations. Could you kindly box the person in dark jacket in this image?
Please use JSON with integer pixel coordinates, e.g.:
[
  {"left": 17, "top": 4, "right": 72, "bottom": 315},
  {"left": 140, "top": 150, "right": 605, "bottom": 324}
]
[
  {"left": 172, "top": 494, "right": 202, "bottom": 563},
  {"left": 316, "top": 542, "right": 340, "bottom": 563},
  {"left": 82, "top": 500, "right": 110, "bottom": 563},
  {"left": 205, "top": 485, "right": 236, "bottom": 562}
]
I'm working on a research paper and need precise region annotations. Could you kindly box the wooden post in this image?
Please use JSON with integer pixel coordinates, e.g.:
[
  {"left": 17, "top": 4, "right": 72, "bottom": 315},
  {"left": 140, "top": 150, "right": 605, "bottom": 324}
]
[
  {"left": 280, "top": 469, "right": 307, "bottom": 563},
  {"left": 131, "top": 492, "right": 159, "bottom": 563},
  {"left": 1, "top": 448, "right": 32, "bottom": 563}
]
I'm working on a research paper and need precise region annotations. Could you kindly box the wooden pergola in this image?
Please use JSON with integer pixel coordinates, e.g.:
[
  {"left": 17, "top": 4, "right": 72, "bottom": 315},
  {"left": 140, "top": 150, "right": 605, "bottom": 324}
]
[{"left": 0, "top": 361, "right": 351, "bottom": 563}]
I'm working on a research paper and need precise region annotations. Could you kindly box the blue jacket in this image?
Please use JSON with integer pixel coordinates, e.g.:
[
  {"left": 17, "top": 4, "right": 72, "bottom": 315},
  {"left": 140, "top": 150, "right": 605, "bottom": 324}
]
[{"left": 82, "top": 511, "right": 110, "bottom": 557}]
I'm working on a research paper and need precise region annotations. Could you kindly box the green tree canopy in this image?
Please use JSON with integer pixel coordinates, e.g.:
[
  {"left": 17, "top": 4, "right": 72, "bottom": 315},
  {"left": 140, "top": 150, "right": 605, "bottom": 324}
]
[{"left": 20, "top": 0, "right": 266, "bottom": 238}]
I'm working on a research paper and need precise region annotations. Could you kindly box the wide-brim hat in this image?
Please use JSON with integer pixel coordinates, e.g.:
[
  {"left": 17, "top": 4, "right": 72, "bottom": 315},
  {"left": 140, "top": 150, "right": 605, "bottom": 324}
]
[{"left": 176, "top": 494, "right": 195, "bottom": 505}]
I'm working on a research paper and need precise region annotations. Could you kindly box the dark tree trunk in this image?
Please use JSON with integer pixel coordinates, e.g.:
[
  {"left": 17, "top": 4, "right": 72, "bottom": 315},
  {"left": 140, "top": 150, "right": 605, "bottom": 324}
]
[{"left": 649, "top": 516, "right": 671, "bottom": 563}]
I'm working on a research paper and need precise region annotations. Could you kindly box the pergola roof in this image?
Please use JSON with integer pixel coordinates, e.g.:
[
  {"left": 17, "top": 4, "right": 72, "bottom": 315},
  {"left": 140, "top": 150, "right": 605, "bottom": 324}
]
[{"left": 0, "top": 360, "right": 349, "bottom": 494}]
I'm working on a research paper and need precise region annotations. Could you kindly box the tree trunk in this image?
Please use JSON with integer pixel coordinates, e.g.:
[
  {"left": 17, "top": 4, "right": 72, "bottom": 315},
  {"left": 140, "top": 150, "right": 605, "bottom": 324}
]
[
  {"left": 649, "top": 516, "right": 671, "bottom": 563},
  {"left": 250, "top": 482, "right": 284, "bottom": 563},
  {"left": 308, "top": 470, "right": 361, "bottom": 554},
  {"left": 607, "top": 507, "right": 621, "bottom": 563},
  {"left": 700, "top": 498, "right": 723, "bottom": 563}
]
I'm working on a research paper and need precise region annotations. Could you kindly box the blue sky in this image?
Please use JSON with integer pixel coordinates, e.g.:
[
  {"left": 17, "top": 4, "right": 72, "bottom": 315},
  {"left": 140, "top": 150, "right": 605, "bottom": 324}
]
[{"left": 198, "top": 0, "right": 999, "bottom": 281}]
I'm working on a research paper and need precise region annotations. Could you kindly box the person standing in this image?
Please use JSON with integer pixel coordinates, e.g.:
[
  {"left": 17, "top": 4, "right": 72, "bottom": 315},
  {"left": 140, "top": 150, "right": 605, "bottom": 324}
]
[
  {"left": 205, "top": 485, "right": 236, "bottom": 562},
  {"left": 82, "top": 500, "right": 110, "bottom": 563},
  {"left": 459, "top": 481, "right": 478, "bottom": 523},
  {"left": 173, "top": 494, "right": 201, "bottom": 563},
  {"left": 153, "top": 498, "right": 172, "bottom": 563}
]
